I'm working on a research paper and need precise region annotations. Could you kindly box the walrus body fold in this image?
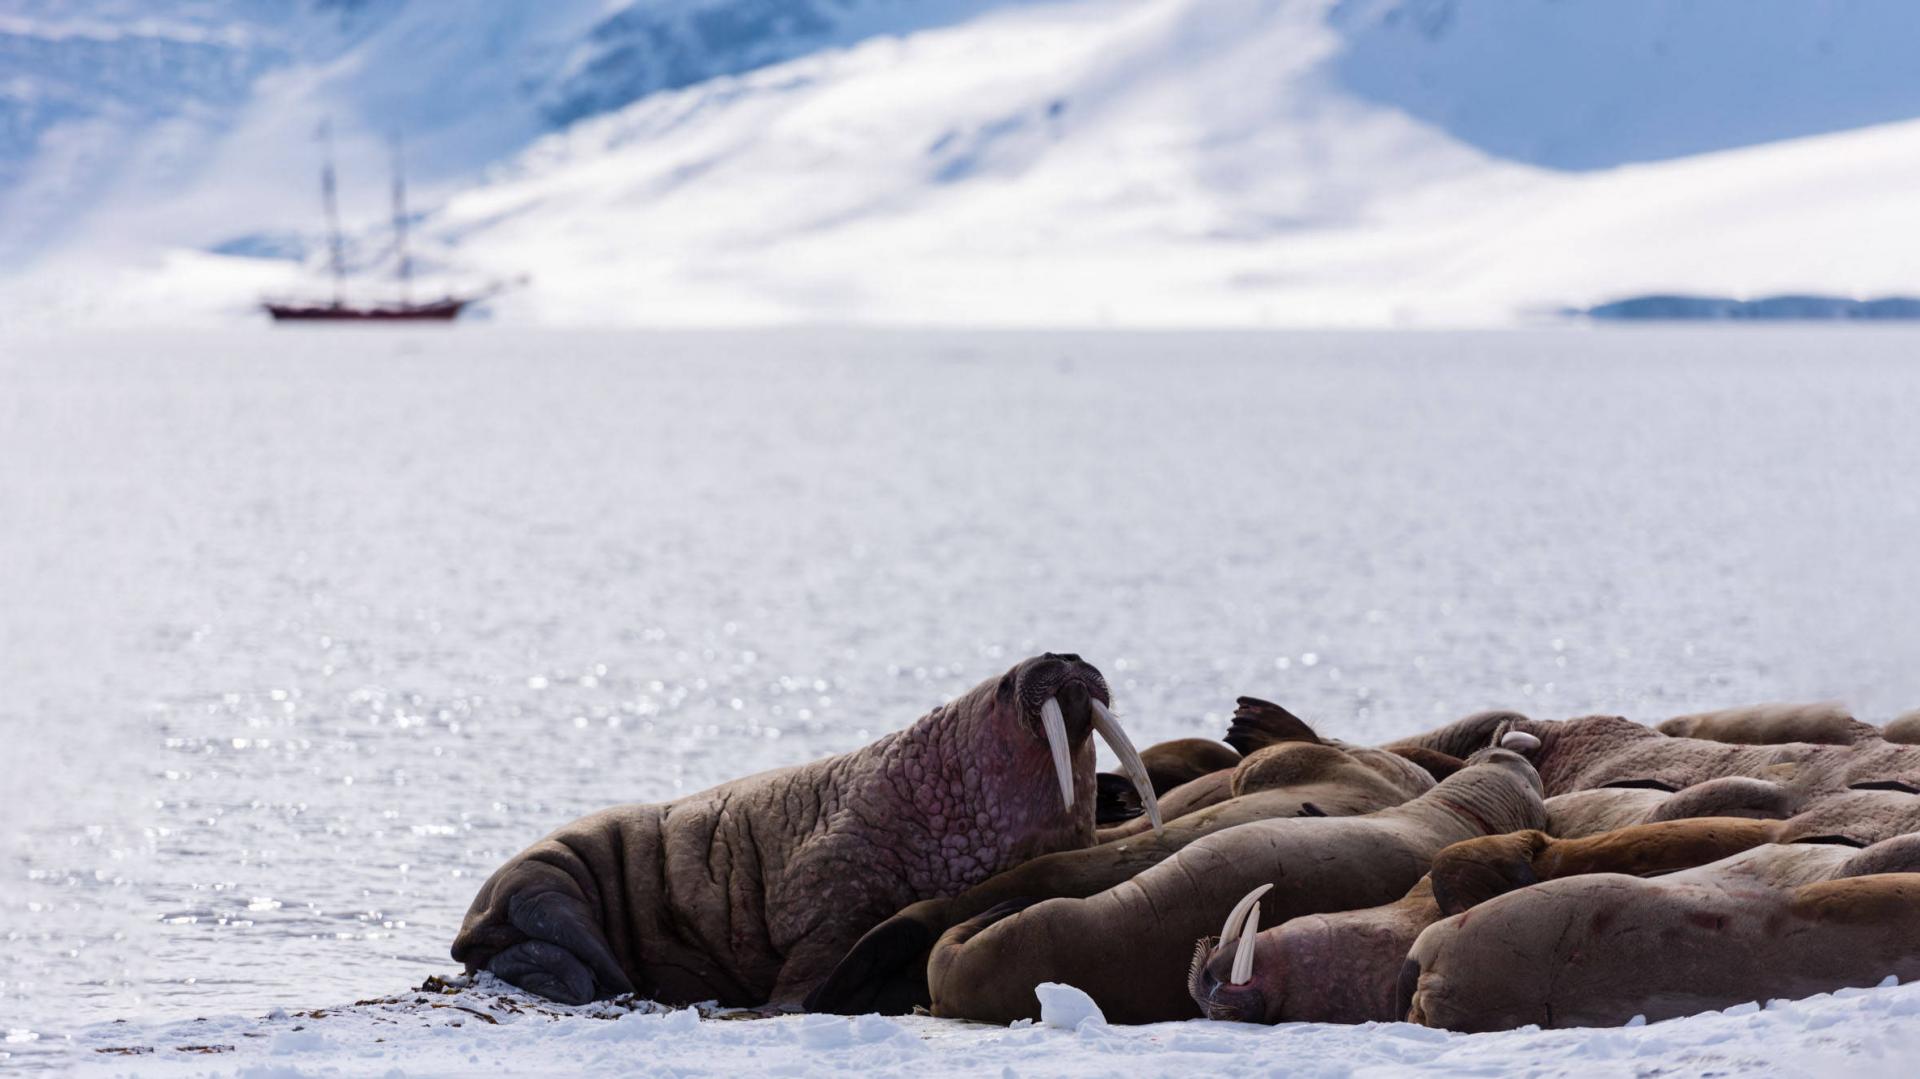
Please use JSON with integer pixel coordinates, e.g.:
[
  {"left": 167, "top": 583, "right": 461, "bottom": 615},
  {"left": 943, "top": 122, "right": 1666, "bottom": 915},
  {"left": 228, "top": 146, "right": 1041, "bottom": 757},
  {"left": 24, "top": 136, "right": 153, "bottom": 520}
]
[
  {"left": 805, "top": 739, "right": 1433, "bottom": 1015},
  {"left": 921, "top": 748, "right": 1545, "bottom": 1024},
  {"left": 452, "top": 654, "right": 1165, "bottom": 1007},
  {"left": 1402, "top": 838, "right": 1920, "bottom": 1031}
]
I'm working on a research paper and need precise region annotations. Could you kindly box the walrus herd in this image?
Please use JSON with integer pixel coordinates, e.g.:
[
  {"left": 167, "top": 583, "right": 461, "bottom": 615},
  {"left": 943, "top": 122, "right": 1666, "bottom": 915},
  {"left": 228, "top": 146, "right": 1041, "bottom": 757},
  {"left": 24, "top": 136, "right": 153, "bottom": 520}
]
[{"left": 453, "top": 654, "right": 1920, "bottom": 1033}]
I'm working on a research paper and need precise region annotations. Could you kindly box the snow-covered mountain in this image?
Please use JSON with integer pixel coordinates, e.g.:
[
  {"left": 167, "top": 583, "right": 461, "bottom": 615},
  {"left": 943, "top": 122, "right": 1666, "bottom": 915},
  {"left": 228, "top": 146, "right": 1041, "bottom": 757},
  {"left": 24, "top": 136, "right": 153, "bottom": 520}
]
[{"left": 6, "top": 0, "right": 1920, "bottom": 326}]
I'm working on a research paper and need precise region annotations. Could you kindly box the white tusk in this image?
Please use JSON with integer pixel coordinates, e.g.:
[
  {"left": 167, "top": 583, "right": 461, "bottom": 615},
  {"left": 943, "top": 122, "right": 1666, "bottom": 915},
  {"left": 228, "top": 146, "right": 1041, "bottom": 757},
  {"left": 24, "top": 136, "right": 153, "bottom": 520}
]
[
  {"left": 1501, "top": 730, "right": 1542, "bottom": 753},
  {"left": 1090, "top": 699, "right": 1164, "bottom": 835},
  {"left": 1040, "top": 697, "right": 1075, "bottom": 813},
  {"left": 1216, "top": 882, "right": 1273, "bottom": 944},
  {"left": 1229, "top": 900, "right": 1261, "bottom": 985}
]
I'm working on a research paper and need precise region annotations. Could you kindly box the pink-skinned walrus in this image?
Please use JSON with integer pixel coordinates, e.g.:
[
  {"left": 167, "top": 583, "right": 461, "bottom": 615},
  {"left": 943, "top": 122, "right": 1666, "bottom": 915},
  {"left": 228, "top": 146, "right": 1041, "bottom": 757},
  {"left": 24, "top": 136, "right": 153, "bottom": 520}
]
[{"left": 451, "top": 653, "right": 1164, "bottom": 1007}]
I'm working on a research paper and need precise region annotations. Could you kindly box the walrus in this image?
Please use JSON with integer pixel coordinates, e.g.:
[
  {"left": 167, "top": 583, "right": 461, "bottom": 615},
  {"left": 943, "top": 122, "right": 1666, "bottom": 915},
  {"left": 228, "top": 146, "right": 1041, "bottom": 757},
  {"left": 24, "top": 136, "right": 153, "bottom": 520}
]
[
  {"left": 919, "top": 747, "right": 1545, "bottom": 1024},
  {"left": 1657, "top": 702, "right": 1877, "bottom": 746},
  {"left": 805, "top": 736, "right": 1434, "bottom": 1015},
  {"left": 1400, "top": 834, "right": 1920, "bottom": 1031},
  {"left": 1096, "top": 697, "right": 1322, "bottom": 838},
  {"left": 1410, "top": 712, "right": 1920, "bottom": 796},
  {"left": 1886, "top": 708, "right": 1920, "bottom": 744},
  {"left": 449, "top": 653, "right": 1165, "bottom": 1007},
  {"left": 1188, "top": 816, "right": 1785, "bottom": 1024}
]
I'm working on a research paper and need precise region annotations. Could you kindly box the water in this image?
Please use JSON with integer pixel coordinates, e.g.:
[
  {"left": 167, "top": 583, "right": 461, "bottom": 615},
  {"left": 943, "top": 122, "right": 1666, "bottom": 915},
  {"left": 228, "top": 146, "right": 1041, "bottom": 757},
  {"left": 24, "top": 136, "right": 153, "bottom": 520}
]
[{"left": 4, "top": 328, "right": 1919, "bottom": 1062}]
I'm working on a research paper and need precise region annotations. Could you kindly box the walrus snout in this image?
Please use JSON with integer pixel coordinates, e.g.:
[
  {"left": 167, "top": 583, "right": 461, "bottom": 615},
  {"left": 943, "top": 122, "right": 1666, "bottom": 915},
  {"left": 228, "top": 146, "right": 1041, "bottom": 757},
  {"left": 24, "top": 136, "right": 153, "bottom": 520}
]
[
  {"left": 1013, "top": 654, "right": 1164, "bottom": 830},
  {"left": 1187, "top": 936, "right": 1273, "bottom": 1022}
]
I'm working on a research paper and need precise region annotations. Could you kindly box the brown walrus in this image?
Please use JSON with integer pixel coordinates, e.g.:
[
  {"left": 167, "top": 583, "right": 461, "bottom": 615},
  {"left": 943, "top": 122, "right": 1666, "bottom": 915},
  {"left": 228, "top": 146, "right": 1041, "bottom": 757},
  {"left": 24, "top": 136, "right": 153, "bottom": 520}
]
[
  {"left": 805, "top": 736, "right": 1434, "bottom": 1015},
  {"left": 450, "top": 653, "right": 1165, "bottom": 1007},
  {"left": 919, "top": 747, "right": 1545, "bottom": 1024},
  {"left": 1401, "top": 834, "right": 1920, "bottom": 1031},
  {"left": 1657, "top": 702, "right": 1878, "bottom": 746},
  {"left": 1408, "top": 712, "right": 1920, "bottom": 796},
  {"left": 1885, "top": 708, "right": 1920, "bottom": 744},
  {"left": 1188, "top": 816, "right": 1785, "bottom": 1024}
]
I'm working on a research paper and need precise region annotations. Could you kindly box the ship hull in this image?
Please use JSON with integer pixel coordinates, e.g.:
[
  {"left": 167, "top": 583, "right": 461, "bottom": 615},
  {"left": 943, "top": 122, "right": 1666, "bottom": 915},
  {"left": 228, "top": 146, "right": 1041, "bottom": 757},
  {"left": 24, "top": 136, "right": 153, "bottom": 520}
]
[{"left": 265, "top": 298, "right": 467, "bottom": 322}]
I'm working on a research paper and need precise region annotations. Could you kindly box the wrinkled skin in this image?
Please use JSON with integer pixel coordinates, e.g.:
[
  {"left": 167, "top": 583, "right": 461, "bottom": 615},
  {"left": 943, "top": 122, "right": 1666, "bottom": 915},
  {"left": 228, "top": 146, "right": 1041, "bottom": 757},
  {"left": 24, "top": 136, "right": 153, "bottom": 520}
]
[
  {"left": 1402, "top": 836, "right": 1920, "bottom": 1031},
  {"left": 806, "top": 739, "right": 1433, "bottom": 1015},
  {"left": 923, "top": 749, "right": 1545, "bottom": 1024},
  {"left": 1657, "top": 702, "right": 1878, "bottom": 746},
  {"left": 1188, "top": 816, "right": 1783, "bottom": 1024},
  {"left": 451, "top": 654, "right": 1113, "bottom": 1008}
]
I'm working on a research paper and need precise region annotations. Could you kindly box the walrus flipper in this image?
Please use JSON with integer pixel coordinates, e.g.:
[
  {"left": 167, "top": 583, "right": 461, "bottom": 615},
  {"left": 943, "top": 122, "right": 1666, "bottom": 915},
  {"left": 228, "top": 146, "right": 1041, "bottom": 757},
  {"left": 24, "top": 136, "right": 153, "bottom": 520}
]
[
  {"left": 804, "top": 915, "right": 937, "bottom": 1015},
  {"left": 483, "top": 888, "right": 635, "bottom": 1004},
  {"left": 1224, "top": 697, "right": 1319, "bottom": 757}
]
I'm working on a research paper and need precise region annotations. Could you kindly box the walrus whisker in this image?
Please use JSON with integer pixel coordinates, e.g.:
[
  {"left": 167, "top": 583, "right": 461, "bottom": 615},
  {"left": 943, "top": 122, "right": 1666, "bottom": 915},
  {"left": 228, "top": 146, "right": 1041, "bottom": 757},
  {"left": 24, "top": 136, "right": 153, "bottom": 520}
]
[
  {"left": 1229, "top": 900, "right": 1261, "bottom": 985},
  {"left": 1090, "top": 699, "right": 1164, "bottom": 834},
  {"left": 1217, "top": 882, "right": 1273, "bottom": 943},
  {"left": 1041, "top": 697, "right": 1076, "bottom": 812}
]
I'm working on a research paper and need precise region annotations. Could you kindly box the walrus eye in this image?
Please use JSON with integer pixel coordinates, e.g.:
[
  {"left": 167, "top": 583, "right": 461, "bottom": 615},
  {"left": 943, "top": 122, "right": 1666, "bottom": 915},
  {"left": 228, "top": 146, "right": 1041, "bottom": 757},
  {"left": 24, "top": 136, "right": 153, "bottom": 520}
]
[{"left": 1850, "top": 780, "right": 1920, "bottom": 794}]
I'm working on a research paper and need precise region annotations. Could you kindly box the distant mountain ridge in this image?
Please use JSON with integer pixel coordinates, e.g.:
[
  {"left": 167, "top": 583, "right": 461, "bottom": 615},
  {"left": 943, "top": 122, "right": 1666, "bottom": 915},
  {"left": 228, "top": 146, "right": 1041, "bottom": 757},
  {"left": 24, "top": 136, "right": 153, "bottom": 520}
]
[{"left": 6, "top": 0, "right": 1920, "bottom": 325}]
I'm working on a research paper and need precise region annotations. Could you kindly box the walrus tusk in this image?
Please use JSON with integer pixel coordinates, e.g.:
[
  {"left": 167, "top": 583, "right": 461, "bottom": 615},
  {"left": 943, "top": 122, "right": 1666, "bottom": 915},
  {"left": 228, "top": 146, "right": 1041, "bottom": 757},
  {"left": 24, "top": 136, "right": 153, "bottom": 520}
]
[
  {"left": 1090, "top": 699, "right": 1164, "bottom": 835},
  {"left": 1041, "top": 697, "right": 1076, "bottom": 812},
  {"left": 1229, "top": 900, "right": 1261, "bottom": 985},
  {"left": 1217, "top": 882, "right": 1274, "bottom": 945},
  {"left": 1501, "top": 730, "right": 1542, "bottom": 753}
]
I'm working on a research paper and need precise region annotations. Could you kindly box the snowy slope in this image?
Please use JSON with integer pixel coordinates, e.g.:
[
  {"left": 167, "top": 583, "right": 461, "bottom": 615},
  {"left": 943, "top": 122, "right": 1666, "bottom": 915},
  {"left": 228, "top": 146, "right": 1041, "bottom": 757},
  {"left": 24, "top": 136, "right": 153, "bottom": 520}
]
[{"left": 6, "top": 0, "right": 1920, "bottom": 325}]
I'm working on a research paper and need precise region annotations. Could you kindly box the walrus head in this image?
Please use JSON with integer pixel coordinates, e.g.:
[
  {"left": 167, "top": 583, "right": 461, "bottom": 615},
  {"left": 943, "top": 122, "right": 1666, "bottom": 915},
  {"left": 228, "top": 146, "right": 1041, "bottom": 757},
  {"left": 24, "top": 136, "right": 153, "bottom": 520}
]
[
  {"left": 1186, "top": 882, "right": 1278, "bottom": 1022},
  {"left": 1003, "top": 653, "right": 1163, "bottom": 833}
]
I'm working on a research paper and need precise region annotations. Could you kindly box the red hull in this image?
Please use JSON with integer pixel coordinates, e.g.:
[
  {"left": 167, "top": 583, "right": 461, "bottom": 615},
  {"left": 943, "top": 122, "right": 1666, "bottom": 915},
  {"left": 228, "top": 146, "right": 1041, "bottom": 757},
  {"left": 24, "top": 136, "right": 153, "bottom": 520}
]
[{"left": 265, "top": 298, "right": 467, "bottom": 321}]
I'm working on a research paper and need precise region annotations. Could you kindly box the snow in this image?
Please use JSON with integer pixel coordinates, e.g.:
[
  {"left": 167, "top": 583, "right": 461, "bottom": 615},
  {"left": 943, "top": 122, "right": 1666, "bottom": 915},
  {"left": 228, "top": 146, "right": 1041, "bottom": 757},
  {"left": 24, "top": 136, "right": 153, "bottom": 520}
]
[
  {"left": 8, "top": 1, "right": 1920, "bottom": 325},
  {"left": 1035, "top": 982, "right": 1106, "bottom": 1030},
  {"left": 30, "top": 973, "right": 1920, "bottom": 1076}
]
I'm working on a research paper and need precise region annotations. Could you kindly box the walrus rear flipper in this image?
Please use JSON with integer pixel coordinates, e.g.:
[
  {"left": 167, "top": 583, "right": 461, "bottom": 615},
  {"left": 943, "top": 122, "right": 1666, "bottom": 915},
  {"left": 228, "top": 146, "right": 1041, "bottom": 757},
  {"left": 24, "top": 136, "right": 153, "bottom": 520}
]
[
  {"left": 804, "top": 916, "right": 937, "bottom": 1015},
  {"left": 1224, "top": 697, "right": 1319, "bottom": 757}
]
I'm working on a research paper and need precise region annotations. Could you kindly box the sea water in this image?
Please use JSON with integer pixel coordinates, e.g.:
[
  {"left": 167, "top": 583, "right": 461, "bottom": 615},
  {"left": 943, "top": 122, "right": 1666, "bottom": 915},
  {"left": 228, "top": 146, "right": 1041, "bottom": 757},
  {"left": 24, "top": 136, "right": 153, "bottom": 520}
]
[{"left": 4, "top": 327, "right": 1919, "bottom": 1063}]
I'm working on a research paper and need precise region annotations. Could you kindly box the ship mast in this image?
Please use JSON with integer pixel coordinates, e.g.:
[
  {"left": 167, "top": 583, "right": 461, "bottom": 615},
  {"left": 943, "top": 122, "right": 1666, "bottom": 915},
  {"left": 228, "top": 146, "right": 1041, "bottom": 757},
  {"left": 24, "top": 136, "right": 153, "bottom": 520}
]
[
  {"left": 390, "top": 132, "right": 413, "bottom": 303},
  {"left": 319, "top": 119, "right": 346, "bottom": 307}
]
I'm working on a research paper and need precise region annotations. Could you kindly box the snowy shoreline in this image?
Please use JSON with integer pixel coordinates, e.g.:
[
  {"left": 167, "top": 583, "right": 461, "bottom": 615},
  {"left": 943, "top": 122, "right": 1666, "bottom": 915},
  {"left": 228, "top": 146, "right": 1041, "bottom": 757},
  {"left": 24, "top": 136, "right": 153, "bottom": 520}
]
[{"left": 16, "top": 972, "right": 1920, "bottom": 1077}]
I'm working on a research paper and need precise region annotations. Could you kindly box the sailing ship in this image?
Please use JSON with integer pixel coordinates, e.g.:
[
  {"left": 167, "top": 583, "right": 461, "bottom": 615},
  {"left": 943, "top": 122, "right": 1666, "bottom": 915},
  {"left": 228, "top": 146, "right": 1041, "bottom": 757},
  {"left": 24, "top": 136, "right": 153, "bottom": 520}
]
[{"left": 264, "top": 124, "right": 481, "bottom": 322}]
